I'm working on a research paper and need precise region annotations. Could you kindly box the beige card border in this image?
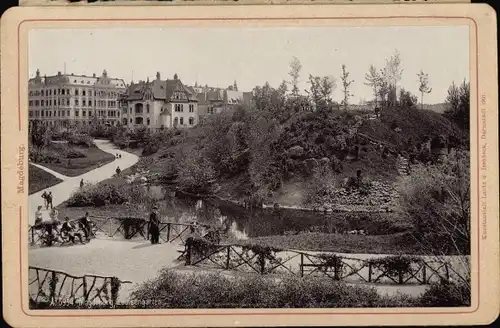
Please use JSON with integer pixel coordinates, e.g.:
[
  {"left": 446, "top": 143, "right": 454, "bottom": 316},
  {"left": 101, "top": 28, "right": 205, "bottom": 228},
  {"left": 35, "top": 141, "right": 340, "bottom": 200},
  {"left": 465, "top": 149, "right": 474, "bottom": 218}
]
[{"left": 1, "top": 4, "right": 498, "bottom": 327}]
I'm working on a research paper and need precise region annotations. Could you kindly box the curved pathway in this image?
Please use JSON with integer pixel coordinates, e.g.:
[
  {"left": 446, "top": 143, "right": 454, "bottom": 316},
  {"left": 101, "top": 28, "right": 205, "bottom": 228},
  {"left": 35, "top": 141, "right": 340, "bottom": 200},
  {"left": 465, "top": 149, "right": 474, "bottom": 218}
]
[{"left": 28, "top": 140, "right": 139, "bottom": 225}]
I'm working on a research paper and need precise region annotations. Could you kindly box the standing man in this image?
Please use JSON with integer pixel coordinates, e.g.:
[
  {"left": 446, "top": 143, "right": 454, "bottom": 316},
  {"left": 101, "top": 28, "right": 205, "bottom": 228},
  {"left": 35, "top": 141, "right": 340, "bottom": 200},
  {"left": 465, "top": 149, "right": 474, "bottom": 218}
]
[
  {"left": 79, "top": 212, "right": 93, "bottom": 241},
  {"left": 147, "top": 205, "right": 160, "bottom": 245},
  {"left": 41, "top": 191, "right": 48, "bottom": 210},
  {"left": 116, "top": 166, "right": 121, "bottom": 176},
  {"left": 34, "top": 205, "right": 44, "bottom": 226},
  {"left": 80, "top": 179, "right": 84, "bottom": 189},
  {"left": 47, "top": 191, "right": 53, "bottom": 210}
]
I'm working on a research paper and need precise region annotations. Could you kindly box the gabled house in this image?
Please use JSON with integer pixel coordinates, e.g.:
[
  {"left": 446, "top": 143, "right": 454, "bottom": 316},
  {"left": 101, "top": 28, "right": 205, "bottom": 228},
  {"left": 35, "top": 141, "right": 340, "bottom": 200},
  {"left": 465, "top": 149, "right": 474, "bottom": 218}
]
[{"left": 121, "top": 72, "right": 198, "bottom": 131}]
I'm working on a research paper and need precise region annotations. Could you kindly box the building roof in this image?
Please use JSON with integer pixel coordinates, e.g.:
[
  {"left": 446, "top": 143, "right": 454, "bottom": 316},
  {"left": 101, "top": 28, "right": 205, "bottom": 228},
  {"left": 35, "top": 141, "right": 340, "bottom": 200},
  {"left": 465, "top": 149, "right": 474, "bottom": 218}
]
[
  {"left": 123, "top": 77, "right": 197, "bottom": 102},
  {"left": 29, "top": 70, "right": 126, "bottom": 88}
]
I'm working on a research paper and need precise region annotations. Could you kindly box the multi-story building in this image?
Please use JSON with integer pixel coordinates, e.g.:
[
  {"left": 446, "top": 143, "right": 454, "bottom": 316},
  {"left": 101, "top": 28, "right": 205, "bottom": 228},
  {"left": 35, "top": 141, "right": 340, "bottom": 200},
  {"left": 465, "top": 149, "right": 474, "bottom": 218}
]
[
  {"left": 196, "top": 87, "right": 254, "bottom": 120},
  {"left": 28, "top": 69, "right": 127, "bottom": 127},
  {"left": 120, "top": 72, "right": 199, "bottom": 131}
]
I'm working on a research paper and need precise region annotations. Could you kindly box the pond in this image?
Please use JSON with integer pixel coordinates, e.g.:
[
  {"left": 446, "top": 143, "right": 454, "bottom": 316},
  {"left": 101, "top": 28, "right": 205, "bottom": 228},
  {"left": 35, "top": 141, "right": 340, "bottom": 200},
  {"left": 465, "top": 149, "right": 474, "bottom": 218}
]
[{"left": 143, "top": 184, "right": 409, "bottom": 240}]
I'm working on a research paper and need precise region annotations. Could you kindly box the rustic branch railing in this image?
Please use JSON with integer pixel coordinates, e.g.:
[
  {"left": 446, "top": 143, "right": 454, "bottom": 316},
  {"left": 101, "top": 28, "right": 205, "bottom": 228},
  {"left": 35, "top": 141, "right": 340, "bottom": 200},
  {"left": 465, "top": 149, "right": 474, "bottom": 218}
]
[
  {"left": 29, "top": 216, "right": 202, "bottom": 246},
  {"left": 184, "top": 239, "right": 461, "bottom": 286},
  {"left": 28, "top": 266, "right": 131, "bottom": 307}
]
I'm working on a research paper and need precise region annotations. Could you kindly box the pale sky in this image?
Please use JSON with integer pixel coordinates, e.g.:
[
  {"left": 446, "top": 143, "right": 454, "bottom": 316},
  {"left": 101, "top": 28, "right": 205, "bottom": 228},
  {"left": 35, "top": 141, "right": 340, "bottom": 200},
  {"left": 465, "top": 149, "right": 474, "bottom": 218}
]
[{"left": 29, "top": 26, "right": 469, "bottom": 104}]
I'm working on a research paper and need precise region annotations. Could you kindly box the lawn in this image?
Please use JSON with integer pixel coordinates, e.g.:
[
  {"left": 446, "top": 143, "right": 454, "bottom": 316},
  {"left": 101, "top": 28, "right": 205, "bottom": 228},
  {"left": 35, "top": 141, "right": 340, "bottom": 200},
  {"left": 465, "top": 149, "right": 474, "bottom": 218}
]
[
  {"left": 243, "top": 231, "right": 428, "bottom": 255},
  {"left": 28, "top": 164, "right": 63, "bottom": 195},
  {"left": 40, "top": 146, "right": 116, "bottom": 177}
]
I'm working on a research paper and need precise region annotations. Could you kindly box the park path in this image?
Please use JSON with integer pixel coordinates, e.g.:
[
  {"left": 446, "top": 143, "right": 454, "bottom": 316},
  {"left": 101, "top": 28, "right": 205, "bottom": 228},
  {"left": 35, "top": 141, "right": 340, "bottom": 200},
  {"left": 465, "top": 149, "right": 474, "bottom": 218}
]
[{"left": 28, "top": 140, "right": 139, "bottom": 225}]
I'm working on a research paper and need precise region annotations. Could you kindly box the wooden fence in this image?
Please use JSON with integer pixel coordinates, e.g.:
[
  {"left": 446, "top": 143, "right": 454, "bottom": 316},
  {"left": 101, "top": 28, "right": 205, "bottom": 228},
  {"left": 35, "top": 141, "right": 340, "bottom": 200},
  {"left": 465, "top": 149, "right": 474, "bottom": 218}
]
[
  {"left": 29, "top": 216, "right": 201, "bottom": 247},
  {"left": 184, "top": 240, "right": 463, "bottom": 285},
  {"left": 28, "top": 266, "right": 131, "bottom": 307}
]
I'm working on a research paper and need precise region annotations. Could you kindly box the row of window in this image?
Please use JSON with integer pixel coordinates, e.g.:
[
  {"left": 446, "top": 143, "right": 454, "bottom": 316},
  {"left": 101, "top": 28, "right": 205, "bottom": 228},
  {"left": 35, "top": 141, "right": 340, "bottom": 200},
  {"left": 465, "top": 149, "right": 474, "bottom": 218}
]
[
  {"left": 29, "top": 88, "right": 121, "bottom": 98},
  {"left": 28, "top": 110, "right": 120, "bottom": 118},
  {"left": 29, "top": 99, "right": 118, "bottom": 108},
  {"left": 174, "top": 104, "right": 195, "bottom": 112},
  {"left": 125, "top": 116, "right": 195, "bottom": 126}
]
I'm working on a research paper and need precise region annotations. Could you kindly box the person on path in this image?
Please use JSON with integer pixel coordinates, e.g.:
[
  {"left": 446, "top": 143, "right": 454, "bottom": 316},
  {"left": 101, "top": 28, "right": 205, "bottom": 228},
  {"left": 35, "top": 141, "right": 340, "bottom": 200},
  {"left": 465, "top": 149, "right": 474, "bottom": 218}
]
[
  {"left": 61, "top": 217, "right": 85, "bottom": 244},
  {"left": 116, "top": 166, "right": 121, "bottom": 176},
  {"left": 41, "top": 191, "right": 48, "bottom": 209},
  {"left": 147, "top": 205, "right": 160, "bottom": 244},
  {"left": 79, "top": 212, "right": 93, "bottom": 241},
  {"left": 80, "top": 179, "right": 84, "bottom": 189},
  {"left": 34, "top": 205, "right": 44, "bottom": 226},
  {"left": 49, "top": 208, "right": 59, "bottom": 223},
  {"left": 46, "top": 191, "right": 53, "bottom": 210}
]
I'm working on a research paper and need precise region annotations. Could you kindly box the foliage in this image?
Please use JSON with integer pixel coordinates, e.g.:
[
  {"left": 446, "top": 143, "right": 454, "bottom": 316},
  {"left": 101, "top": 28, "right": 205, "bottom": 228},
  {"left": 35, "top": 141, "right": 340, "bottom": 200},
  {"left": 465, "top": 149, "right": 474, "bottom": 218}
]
[
  {"left": 399, "top": 88, "right": 418, "bottom": 109},
  {"left": 444, "top": 80, "right": 470, "bottom": 131},
  {"left": 419, "top": 282, "right": 470, "bottom": 307},
  {"left": 417, "top": 70, "right": 432, "bottom": 110},
  {"left": 67, "top": 180, "right": 129, "bottom": 207},
  {"left": 29, "top": 119, "right": 52, "bottom": 148},
  {"left": 306, "top": 74, "right": 337, "bottom": 113},
  {"left": 289, "top": 56, "right": 302, "bottom": 96},
  {"left": 340, "top": 64, "right": 355, "bottom": 110},
  {"left": 176, "top": 149, "right": 217, "bottom": 194},
  {"left": 368, "top": 255, "right": 421, "bottom": 281}
]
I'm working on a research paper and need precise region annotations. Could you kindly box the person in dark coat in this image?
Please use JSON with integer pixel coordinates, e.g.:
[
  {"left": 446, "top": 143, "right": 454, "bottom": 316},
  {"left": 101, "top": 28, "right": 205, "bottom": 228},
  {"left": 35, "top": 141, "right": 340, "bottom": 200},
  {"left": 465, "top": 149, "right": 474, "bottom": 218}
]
[
  {"left": 41, "top": 191, "right": 48, "bottom": 209},
  {"left": 78, "top": 212, "right": 93, "bottom": 241},
  {"left": 147, "top": 206, "right": 161, "bottom": 244},
  {"left": 46, "top": 191, "right": 53, "bottom": 209},
  {"left": 80, "top": 179, "right": 84, "bottom": 189}
]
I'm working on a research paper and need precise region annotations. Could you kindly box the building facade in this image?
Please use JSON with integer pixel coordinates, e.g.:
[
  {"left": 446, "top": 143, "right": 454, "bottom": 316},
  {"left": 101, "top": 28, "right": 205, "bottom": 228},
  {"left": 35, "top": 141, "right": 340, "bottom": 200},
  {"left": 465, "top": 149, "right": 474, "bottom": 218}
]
[
  {"left": 28, "top": 69, "right": 127, "bottom": 127},
  {"left": 120, "top": 73, "right": 199, "bottom": 131}
]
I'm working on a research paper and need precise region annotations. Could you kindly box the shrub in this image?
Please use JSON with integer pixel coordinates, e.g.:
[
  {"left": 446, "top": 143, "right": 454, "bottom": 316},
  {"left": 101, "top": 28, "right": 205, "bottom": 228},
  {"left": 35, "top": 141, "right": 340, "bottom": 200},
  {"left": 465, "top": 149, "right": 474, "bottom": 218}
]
[
  {"left": 176, "top": 150, "right": 216, "bottom": 194},
  {"left": 419, "top": 282, "right": 471, "bottom": 307},
  {"left": 65, "top": 148, "right": 87, "bottom": 159},
  {"left": 67, "top": 181, "right": 128, "bottom": 207}
]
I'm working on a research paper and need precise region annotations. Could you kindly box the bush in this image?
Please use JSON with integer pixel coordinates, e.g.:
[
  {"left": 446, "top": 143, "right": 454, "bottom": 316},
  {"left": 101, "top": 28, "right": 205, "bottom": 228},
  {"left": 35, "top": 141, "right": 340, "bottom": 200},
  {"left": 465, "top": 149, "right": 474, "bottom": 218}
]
[
  {"left": 129, "top": 269, "right": 399, "bottom": 308},
  {"left": 67, "top": 181, "right": 128, "bottom": 207},
  {"left": 176, "top": 150, "right": 216, "bottom": 194},
  {"left": 419, "top": 282, "right": 470, "bottom": 307}
]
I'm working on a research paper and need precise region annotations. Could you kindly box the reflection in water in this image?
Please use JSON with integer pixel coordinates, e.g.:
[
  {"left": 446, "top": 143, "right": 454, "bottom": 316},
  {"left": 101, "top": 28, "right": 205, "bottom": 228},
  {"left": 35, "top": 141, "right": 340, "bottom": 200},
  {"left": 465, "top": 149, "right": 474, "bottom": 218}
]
[{"left": 143, "top": 184, "right": 397, "bottom": 240}]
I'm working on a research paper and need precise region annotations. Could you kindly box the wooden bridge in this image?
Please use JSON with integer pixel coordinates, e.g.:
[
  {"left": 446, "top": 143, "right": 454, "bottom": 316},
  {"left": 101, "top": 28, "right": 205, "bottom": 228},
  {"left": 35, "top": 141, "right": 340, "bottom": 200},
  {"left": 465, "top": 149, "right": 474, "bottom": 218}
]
[
  {"left": 183, "top": 239, "right": 464, "bottom": 286},
  {"left": 28, "top": 266, "right": 131, "bottom": 308}
]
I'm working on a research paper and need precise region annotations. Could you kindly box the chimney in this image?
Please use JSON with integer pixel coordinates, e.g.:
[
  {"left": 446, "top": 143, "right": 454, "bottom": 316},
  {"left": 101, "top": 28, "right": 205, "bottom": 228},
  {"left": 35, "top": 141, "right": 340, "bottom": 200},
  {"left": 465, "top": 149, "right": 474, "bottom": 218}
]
[
  {"left": 156, "top": 72, "right": 161, "bottom": 80},
  {"left": 174, "top": 73, "right": 178, "bottom": 80},
  {"left": 36, "top": 69, "right": 40, "bottom": 77},
  {"left": 57, "top": 71, "right": 61, "bottom": 76},
  {"left": 93, "top": 73, "right": 96, "bottom": 77}
]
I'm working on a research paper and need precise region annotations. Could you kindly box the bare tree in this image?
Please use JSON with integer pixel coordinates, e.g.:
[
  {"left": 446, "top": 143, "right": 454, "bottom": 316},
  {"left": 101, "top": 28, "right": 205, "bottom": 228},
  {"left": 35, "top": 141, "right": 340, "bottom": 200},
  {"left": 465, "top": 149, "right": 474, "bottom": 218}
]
[
  {"left": 382, "top": 50, "right": 403, "bottom": 108},
  {"left": 364, "top": 65, "right": 381, "bottom": 107},
  {"left": 417, "top": 70, "right": 432, "bottom": 110},
  {"left": 289, "top": 56, "right": 302, "bottom": 97},
  {"left": 340, "top": 64, "right": 354, "bottom": 110}
]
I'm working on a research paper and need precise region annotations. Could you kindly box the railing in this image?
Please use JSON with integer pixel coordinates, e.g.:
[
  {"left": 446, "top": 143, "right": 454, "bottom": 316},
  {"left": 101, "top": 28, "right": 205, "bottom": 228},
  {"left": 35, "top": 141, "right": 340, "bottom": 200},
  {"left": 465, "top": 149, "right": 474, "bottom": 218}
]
[
  {"left": 28, "top": 266, "right": 131, "bottom": 308},
  {"left": 29, "top": 216, "right": 201, "bottom": 247},
  {"left": 183, "top": 239, "right": 463, "bottom": 286}
]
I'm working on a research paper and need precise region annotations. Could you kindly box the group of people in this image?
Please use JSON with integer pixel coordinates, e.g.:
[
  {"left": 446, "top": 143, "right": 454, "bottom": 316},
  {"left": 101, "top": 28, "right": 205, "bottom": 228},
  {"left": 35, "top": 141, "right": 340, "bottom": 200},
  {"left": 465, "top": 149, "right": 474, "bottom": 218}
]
[
  {"left": 34, "top": 206, "right": 94, "bottom": 246},
  {"left": 115, "top": 153, "right": 122, "bottom": 159},
  {"left": 40, "top": 191, "right": 53, "bottom": 210}
]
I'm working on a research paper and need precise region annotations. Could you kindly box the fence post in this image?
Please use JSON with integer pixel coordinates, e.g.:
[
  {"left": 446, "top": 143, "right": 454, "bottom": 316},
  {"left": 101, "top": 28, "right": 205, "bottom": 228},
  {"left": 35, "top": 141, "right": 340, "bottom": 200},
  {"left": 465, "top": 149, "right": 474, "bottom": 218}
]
[
  {"left": 226, "top": 247, "right": 231, "bottom": 270},
  {"left": 300, "top": 253, "right": 304, "bottom": 277},
  {"left": 166, "top": 223, "right": 171, "bottom": 242},
  {"left": 49, "top": 271, "right": 57, "bottom": 305},
  {"left": 368, "top": 262, "right": 372, "bottom": 283},
  {"left": 422, "top": 263, "right": 427, "bottom": 285},
  {"left": 31, "top": 227, "right": 35, "bottom": 246},
  {"left": 82, "top": 277, "right": 88, "bottom": 305},
  {"left": 186, "top": 241, "right": 192, "bottom": 266}
]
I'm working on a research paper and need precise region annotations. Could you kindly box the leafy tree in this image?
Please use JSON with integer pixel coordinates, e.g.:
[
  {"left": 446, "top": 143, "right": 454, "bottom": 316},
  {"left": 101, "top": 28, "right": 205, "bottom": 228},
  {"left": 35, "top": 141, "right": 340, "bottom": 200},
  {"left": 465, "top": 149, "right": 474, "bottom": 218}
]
[
  {"left": 399, "top": 88, "right": 418, "bottom": 109},
  {"left": 397, "top": 150, "right": 470, "bottom": 288},
  {"left": 417, "top": 70, "right": 432, "bottom": 110},
  {"left": 364, "top": 65, "right": 382, "bottom": 108},
  {"left": 340, "top": 64, "right": 354, "bottom": 110},
  {"left": 29, "top": 119, "right": 51, "bottom": 149},
  {"left": 306, "top": 75, "right": 336, "bottom": 112},
  {"left": 444, "top": 80, "right": 470, "bottom": 131},
  {"left": 289, "top": 56, "right": 302, "bottom": 96},
  {"left": 382, "top": 50, "right": 403, "bottom": 108}
]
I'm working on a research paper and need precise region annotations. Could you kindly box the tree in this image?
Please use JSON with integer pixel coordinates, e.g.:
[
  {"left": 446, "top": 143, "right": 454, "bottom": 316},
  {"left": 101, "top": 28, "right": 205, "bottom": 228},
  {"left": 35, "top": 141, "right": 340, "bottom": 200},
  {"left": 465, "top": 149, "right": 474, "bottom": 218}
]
[
  {"left": 340, "top": 64, "right": 354, "bottom": 110},
  {"left": 397, "top": 150, "right": 470, "bottom": 290},
  {"left": 417, "top": 70, "right": 432, "bottom": 110},
  {"left": 306, "top": 75, "right": 336, "bottom": 112},
  {"left": 382, "top": 50, "right": 403, "bottom": 108},
  {"left": 364, "top": 65, "right": 382, "bottom": 107},
  {"left": 289, "top": 56, "right": 302, "bottom": 96},
  {"left": 29, "top": 119, "right": 51, "bottom": 149},
  {"left": 399, "top": 88, "right": 418, "bottom": 109},
  {"left": 444, "top": 80, "right": 470, "bottom": 131}
]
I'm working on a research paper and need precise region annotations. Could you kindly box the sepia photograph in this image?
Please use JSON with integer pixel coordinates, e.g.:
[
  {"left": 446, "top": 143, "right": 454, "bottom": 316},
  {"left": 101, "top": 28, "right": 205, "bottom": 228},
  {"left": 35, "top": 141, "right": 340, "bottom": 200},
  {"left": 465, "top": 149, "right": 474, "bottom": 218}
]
[{"left": 24, "top": 24, "right": 474, "bottom": 310}]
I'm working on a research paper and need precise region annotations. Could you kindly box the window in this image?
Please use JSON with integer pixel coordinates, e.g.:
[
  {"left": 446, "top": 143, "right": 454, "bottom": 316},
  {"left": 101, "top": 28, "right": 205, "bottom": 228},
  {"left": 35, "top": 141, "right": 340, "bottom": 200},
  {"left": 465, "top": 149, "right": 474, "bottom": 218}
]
[
  {"left": 62, "top": 89, "right": 65, "bottom": 95},
  {"left": 29, "top": 111, "right": 32, "bottom": 117},
  {"left": 130, "top": 118, "right": 132, "bottom": 123},
  {"left": 41, "top": 110, "right": 44, "bottom": 117},
  {"left": 135, "top": 103, "right": 143, "bottom": 114},
  {"left": 67, "top": 110, "right": 70, "bottom": 116},
  {"left": 83, "top": 100, "right": 86, "bottom": 106},
  {"left": 123, "top": 118, "right": 128, "bottom": 125},
  {"left": 180, "top": 117, "right": 184, "bottom": 125},
  {"left": 135, "top": 117, "right": 143, "bottom": 124},
  {"left": 83, "top": 90, "right": 86, "bottom": 96},
  {"left": 49, "top": 100, "right": 52, "bottom": 106},
  {"left": 83, "top": 110, "right": 86, "bottom": 117},
  {"left": 62, "top": 111, "right": 65, "bottom": 117},
  {"left": 146, "top": 103, "right": 150, "bottom": 113},
  {"left": 58, "top": 89, "right": 61, "bottom": 95},
  {"left": 75, "top": 99, "right": 79, "bottom": 106},
  {"left": 66, "top": 99, "right": 70, "bottom": 106},
  {"left": 173, "top": 117, "right": 178, "bottom": 127},
  {"left": 29, "top": 91, "right": 33, "bottom": 97},
  {"left": 29, "top": 100, "right": 33, "bottom": 107},
  {"left": 49, "top": 90, "right": 52, "bottom": 96},
  {"left": 75, "top": 89, "right": 79, "bottom": 96},
  {"left": 147, "top": 118, "right": 150, "bottom": 125},
  {"left": 89, "top": 111, "right": 92, "bottom": 117},
  {"left": 189, "top": 104, "right": 194, "bottom": 112},
  {"left": 75, "top": 110, "right": 79, "bottom": 117},
  {"left": 189, "top": 117, "right": 194, "bottom": 125}
]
